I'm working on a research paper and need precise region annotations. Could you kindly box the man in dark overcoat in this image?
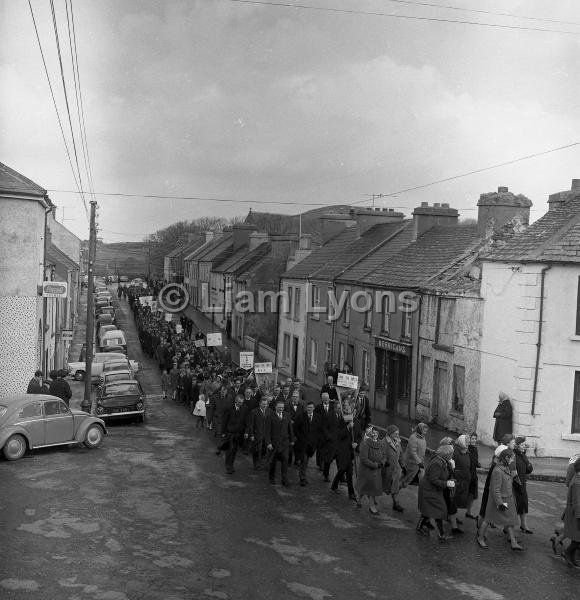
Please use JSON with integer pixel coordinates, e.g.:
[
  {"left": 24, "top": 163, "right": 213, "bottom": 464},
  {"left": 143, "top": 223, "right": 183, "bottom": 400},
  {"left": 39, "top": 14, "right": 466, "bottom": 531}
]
[
  {"left": 246, "top": 396, "right": 272, "bottom": 470},
  {"left": 221, "top": 394, "right": 249, "bottom": 474},
  {"left": 265, "top": 399, "right": 294, "bottom": 486},
  {"left": 316, "top": 392, "right": 340, "bottom": 482},
  {"left": 27, "top": 370, "right": 47, "bottom": 394},
  {"left": 48, "top": 370, "right": 72, "bottom": 406},
  {"left": 293, "top": 401, "right": 321, "bottom": 486}
]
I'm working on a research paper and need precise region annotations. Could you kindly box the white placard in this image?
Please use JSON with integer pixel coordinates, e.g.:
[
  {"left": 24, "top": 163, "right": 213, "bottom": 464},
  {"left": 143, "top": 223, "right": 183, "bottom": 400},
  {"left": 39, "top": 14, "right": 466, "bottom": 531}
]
[
  {"left": 337, "top": 372, "right": 359, "bottom": 390},
  {"left": 61, "top": 329, "right": 73, "bottom": 341},
  {"left": 206, "top": 332, "right": 222, "bottom": 347},
  {"left": 175, "top": 324, "right": 183, "bottom": 334},
  {"left": 165, "top": 312, "right": 173, "bottom": 322},
  {"left": 194, "top": 339, "right": 205, "bottom": 348},
  {"left": 42, "top": 281, "right": 68, "bottom": 298},
  {"left": 239, "top": 352, "right": 254, "bottom": 369},
  {"left": 254, "top": 362, "right": 272, "bottom": 374},
  {"left": 151, "top": 300, "right": 157, "bottom": 312}
]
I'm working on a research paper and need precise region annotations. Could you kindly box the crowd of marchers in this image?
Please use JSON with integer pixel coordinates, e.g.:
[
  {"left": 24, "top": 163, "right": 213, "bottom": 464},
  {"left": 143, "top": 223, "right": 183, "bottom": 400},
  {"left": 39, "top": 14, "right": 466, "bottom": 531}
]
[{"left": 120, "top": 283, "right": 580, "bottom": 567}]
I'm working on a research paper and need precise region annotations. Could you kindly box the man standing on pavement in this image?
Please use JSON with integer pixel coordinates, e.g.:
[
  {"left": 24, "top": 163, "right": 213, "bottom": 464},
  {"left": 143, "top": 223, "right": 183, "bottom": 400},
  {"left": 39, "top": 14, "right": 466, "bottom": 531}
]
[
  {"left": 293, "top": 401, "right": 321, "bottom": 486},
  {"left": 265, "top": 399, "right": 294, "bottom": 486},
  {"left": 26, "top": 370, "right": 47, "bottom": 394},
  {"left": 247, "top": 396, "right": 272, "bottom": 470},
  {"left": 221, "top": 394, "right": 248, "bottom": 474},
  {"left": 48, "top": 369, "right": 73, "bottom": 406}
]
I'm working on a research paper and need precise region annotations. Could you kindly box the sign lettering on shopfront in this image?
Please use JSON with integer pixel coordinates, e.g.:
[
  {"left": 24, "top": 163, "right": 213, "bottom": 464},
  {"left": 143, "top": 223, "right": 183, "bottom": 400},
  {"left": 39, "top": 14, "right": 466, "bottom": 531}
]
[{"left": 375, "top": 336, "right": 411, "bottom": 356}]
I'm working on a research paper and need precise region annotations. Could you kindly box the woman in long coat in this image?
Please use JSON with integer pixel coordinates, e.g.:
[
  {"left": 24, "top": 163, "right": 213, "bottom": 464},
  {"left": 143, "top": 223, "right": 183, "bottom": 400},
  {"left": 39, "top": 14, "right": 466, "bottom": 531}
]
[
  {"left": 356, "top": 427, "right": 386, "bottom": 513},
  {"left": 477, "top": 449, "right": 523, "bottom": 551},
  {"left": 451, "top": 435, "right": 471, "bottom": 533},
  {"left": 493, "top": 392, "right": 513, "bottom": 443},
  {"left": 381, "top": 425, "right": 405, "bottom": 512},
  {"left": 466, "top": 433, "right": 480, "bottom": 519},
  {"left": 562, "top": 458, "right": 580, "bottom": 567},
  {"left": 513, "top": 436, "right": 534, "bottom": 534},
  {"left": 417, "top": 444, "right": 454, "bottom": 540}
]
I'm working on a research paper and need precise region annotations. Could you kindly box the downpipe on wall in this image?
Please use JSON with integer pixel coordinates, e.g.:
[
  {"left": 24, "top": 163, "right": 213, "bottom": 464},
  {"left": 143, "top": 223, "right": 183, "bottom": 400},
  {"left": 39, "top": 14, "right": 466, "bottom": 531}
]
[{"left": 531, "top": 265, "right": 551, "bottom": 416}]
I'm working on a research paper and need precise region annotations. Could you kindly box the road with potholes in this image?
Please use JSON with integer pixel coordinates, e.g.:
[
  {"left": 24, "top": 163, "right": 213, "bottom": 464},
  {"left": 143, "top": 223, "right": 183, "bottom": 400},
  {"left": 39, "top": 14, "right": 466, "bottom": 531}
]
[{"left": 1, "top": 289, "right": 578, "bottom": 600}]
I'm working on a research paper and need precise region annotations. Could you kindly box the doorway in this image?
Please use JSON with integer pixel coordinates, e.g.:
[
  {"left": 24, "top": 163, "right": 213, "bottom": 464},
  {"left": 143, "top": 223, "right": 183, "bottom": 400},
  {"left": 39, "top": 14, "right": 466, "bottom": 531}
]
[
  {"left": 292, "top": 336, "right": 299, "bottom": 378},
  {"left": 432, "top": 360, "right": 449, "bottom": 425}
]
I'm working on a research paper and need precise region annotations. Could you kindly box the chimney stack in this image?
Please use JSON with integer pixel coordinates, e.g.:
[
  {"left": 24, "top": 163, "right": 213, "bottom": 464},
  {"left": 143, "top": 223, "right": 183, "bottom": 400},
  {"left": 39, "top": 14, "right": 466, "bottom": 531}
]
[
  {"left": 320, "top": 213, "right": 357, "bottom": 244},
  {"left": 232, "top": 223, "right": 257, "bottom": 250},
  {"left": 412, "top": 203, "right": 459, "bottom": 239},
  {"left": 248, "top": 231, "right": 269, "bottom": 252},
  {"left": 548, "top": 179, "right": 580, "bottom": 211},
  {"left": 348, "top": 207, "right": 404, "bottom": 234},
  {"left": 477, "top": 187, "right": 532, "bottom": 235}
]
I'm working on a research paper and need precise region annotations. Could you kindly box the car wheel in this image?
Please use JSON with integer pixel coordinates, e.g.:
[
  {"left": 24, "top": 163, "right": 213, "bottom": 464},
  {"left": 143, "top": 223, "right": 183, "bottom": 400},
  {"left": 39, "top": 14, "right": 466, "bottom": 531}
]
[
  {"left": 3, "top": 434, "right": 27, "bottom": 461},
  {"left": 84, "top": 424, "right": 104, "bottom": 448},
  {"left": 74, "top": 370, "right": 85, "bottom": 381}
]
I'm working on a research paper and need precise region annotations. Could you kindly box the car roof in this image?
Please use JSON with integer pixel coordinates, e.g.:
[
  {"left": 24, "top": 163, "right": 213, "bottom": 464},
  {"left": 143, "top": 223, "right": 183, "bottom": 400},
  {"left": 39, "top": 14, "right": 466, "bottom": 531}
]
[
  {"left": 0, "top": 394, "right": 63, "bottom": 406},
  {"left": 95, "top": 352, "right": 126, "bottom": 360},
  {"left": 101, "top": 330, "right": 125, "bottom": 338},
  {"left": 103, "top": 380, "right": 141, "bottom": 390}
]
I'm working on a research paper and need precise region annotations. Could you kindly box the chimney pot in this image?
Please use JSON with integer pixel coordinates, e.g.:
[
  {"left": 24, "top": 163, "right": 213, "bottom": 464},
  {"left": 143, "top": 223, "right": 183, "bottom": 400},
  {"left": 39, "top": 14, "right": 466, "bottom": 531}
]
[
  {"left": 498, "top": 186, "right": 508, "bottom": 193},
  {"left": 441, "top": 203, "right": 449, "bottom": 208},
  {"left": 433, "top": 203, "right": 440, "bottom": 208},
  {"left": 421, "top": 202, "right": 429, "bottom": 207},
  {"left": 572, "top": 179, "right": 580, "bottom": 190}
]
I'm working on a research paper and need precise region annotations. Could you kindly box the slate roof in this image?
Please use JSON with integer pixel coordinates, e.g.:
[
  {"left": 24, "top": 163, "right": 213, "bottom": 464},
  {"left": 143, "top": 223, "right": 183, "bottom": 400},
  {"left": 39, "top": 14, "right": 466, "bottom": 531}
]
[
  {"left": 46, "top": 244, "right": 80, "bottom": 270},
  {"left": 184, "top": 232, "right": 233, "bottom": 263},
  {"left": 361, "top": 225, "right": 481, "bottom": 288},
  {"left": 281, "top": 226, "right": 361, "bottom": 280},
  {"left": 483, "top": 196, "right": 580, "bottom": 263},
  {"left": 337, "top": 221, "right": 414, "bottom": 283},
  {"left": 213, "top": 242, "right": 271, "bottom": 274},
  {"left": 0, "top": 162, "right": 50, "bottom": 201}
]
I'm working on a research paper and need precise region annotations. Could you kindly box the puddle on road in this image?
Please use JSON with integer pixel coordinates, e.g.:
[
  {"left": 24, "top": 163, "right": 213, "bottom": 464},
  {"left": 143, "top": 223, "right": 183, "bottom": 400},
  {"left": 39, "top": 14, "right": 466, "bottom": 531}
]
[
  {"left": 285, "top": 581, "right": 332, "bottom": 600},
  {"left": 437, "top": 578, "right": 504, "bottom": 600},
  {"left": 322, "top": 512, "right": 357, "bottom": 530},
  {"left": 132, "top": 546, "right": 194, "bottom": 569},
  {"left": 210, "top": 569, "right": 231, "bottom": 579},
  {"left": 0, "top": 579, "right": 40, "bottom": 591},
  {"left": 58, "top": 577, "right": 129, "bottom": 600},
  {"left": 18, "top": 510, "right": 103, "bottom": 539},
  {"left": 245, "top": 536, "right": 340, "bottom": 566}
]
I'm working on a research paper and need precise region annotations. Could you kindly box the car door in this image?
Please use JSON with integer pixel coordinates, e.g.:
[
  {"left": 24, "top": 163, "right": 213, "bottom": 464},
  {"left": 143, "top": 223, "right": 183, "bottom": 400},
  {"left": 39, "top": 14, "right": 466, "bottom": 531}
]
[
  {"left": 43, "top": 400, "right": 74, "bottom": 445},
  {"left": 15, "top": 401, "right": 45, "bottom": 447}
]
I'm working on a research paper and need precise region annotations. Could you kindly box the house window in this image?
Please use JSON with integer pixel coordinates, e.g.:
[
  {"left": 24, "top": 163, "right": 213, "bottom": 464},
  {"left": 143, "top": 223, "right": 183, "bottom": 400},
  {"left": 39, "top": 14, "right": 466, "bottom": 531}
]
[
  {"left": 573, "top": 372, "right": 580, "bottom": 434},
  {"left": 436, "top": 298, "right": 456, "bottom": 347},
  {"left": 403, "top": 311, "right": 412, "bottom": 339},
  {"left": 325, "top": 342, "right": 332, "bottom": 365},
  {"left": 452, "top": 364, "right": 465, "bottom": 413},
  {"left": 364, "top": 291, "right": 372, "bottom": 329},
  {"left": 382, "top": 295, "right": 390, "bottom": 334},
  {"left": 343, "top": 291, "right": 350, "bottom": 325},
  {"left": 283, "top": 333, "right": 291, "bottom": 364},
  {"left": 310, "top": 339, "right": 318, "bottom": 371},
  {"left": 576, "top": 278, "right": 580, "bottom": 335},
  {"left": 294, "top": 287, "right": 301, "bottom": 321},
  {"left": 312, "top": 284, "right": 321, "bottom": 320},
  {"left": 419, "top": 355, "right": 431, "bottom": 399},
  {"left": 361, "top": 349, "right": 370, "bottom": 384},
  {"left": 287, "top": 286, "right": 294, "bottom": 317},
  {"left": 338, "top": 342, "right": 345, "bottom": 370}
]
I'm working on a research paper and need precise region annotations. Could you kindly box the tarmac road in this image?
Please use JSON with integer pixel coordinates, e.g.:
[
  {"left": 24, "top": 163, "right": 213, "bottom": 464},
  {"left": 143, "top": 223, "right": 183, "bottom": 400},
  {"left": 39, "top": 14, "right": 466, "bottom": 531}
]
[{"left": 0, "top": 290, "right": 578, "bottom": 600}]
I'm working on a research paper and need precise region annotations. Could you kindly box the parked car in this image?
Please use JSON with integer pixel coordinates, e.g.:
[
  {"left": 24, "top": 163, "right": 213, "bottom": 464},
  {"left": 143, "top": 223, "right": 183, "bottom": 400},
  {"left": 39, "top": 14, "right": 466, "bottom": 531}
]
[
  {"left": 96, "top": 306, "right": 116, "bottom": 324},
  {"left": 96, "top": 314, "right": 114, "bottom": 333},
  {"left": 94, "top": 286, "right": 107, "bottom": 296},
  {"left": 81, "top": 380, "right": 145, "bottom": 423},
  {"left": 101, "top": 360, "right": 132, "bottom": 377},
  {"left": 100, "top": 370, "right": 134, "bottom": 386},
  {"left": 0, "top": 394, "right": 107, "bottom": 461},
  {"left": 98, "top": 324, "right": 117, "bottom": 337},
  {"left": 99, "top": 330, "right": 126, "bottom": 352},
  {"left": 66, "top": 352, "right": 139, "bottom": 382}
]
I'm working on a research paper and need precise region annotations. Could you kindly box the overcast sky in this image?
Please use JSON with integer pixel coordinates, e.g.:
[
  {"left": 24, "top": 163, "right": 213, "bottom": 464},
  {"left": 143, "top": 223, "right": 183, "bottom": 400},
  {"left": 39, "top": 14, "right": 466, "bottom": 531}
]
[{"left": 2, "top": 0, "right": 580, "bottom": 242}]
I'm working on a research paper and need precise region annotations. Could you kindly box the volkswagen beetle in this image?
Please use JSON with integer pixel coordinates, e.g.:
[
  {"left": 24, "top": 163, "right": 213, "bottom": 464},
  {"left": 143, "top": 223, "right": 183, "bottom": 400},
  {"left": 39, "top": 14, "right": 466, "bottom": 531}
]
[{"left": 0, "top": 394, "right": 107, "bottom": 461}]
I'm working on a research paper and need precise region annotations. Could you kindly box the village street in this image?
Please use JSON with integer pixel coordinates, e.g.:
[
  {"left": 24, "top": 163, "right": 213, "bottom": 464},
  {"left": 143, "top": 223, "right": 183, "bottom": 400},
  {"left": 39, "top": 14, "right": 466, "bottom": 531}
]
[{"left": 1, "top": 293, "right": 578, "bottom": 600}]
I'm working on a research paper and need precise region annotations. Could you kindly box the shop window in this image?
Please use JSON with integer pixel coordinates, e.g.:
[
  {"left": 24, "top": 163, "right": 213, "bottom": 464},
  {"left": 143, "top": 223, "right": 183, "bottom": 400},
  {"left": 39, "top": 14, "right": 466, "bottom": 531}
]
[{"left": 283, "top": 333, "right": 291, "bottom": 364}]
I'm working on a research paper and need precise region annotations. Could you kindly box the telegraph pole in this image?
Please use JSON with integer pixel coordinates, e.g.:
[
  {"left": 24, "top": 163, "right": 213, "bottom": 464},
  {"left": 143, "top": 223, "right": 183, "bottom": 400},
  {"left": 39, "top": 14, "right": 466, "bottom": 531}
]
[{"left": 85, "top": 201, "right": 97, "bottom": 413}]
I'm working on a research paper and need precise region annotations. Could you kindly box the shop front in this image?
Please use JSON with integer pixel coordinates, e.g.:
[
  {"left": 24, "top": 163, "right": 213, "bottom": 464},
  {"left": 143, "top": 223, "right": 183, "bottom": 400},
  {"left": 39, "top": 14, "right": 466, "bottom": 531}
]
[{"left": 374, "top": 336, "right": 412, "bottom": 416}]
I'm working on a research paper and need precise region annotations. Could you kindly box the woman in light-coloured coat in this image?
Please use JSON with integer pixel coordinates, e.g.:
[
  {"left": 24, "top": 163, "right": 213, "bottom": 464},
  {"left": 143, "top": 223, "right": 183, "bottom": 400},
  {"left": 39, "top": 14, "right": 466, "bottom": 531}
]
[
  {"left": 356, "top": 426, "right": 386, "bottom": 514},
  {"left": 562, "top": 458, "right": 580, "bottom": 567},
  {"left": 381, "top": 425, "right": 405, "bottom": 513},
  {"left": 477, "top": 449, "right": 523, "bottom": 551},
  {"left": 401, "top": 423, "right": 428, "bottom": 488}
]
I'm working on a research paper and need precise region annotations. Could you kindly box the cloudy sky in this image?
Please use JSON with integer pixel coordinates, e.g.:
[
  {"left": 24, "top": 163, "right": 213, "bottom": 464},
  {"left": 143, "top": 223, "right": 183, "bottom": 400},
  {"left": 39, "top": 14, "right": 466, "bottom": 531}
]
[{"left": 2, "top": 0, "right": 580, "bottom": 242}]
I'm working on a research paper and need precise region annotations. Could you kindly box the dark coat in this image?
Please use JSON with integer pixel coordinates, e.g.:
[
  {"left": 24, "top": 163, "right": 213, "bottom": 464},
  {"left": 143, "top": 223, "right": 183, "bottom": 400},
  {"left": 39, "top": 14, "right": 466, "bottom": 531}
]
[
  {"left": 382, "top": 437, "right": 403, "bottom": 495},
  {"left": 334, "top": 418, "right": 358, "bottom": 471},
  {"left": 26, "top": 378, "right": 47, "bottom": 395},
  {"left": 48, "top": 378, "right": 72, "bottom": 404},
  {"left": 452, "top": 446, "right": 471, "bottom": 509},
  {"left": 265, "top": 412, "right": 294, "bottom": 453},
  {"left": 513, "top": 448, "right": 533, "bottom": 514},
  {"left": 493, "top": 398, "right": 513, "bottom": 442},
  {"left": 243, "top": 394, "right": 259, "bottom": 413},
  {"left": 357, "top": 438, "right": 384, "bottom": 497},
  {"left": 293, "top": 412, "right": 321, "bottom": 457},
  {"left": 353, "top": 395, "right": 372, "bottom": 431},
  {"left": 317, "top": 405, "right": 340, "bottom": 463},
  {"left": 222, "top": 405, "right": 249, "bottom": 437},
  {"left": 247, "top": 407, "right": 272, "bottom": 443},
  {"left": 418, "top": 455, "right": 450, "bottom": 519},
  {"left": 467, "top": 444, "right": 480, "bottom": 498},
  {"left": 563, "top": 473, "right": 580, "bottom": 542},
  {"left": 320, "top": 384, "right": 339, "bottom": 402},
  {"left": 485, "top": 463, "right": 517, "bottom": 527}
]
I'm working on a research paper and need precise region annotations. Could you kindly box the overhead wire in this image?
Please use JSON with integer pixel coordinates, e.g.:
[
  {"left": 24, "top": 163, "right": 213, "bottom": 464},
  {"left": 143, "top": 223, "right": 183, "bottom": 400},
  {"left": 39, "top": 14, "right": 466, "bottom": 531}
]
[
  {"left": 28, "top": 0, "right": 88, "bottom": 222},
  {"left": 224, "top": 0, "right": 580, "bottom": 36},
  {"left": 49, "top": 0, "right": 89, "bottom": 219}
]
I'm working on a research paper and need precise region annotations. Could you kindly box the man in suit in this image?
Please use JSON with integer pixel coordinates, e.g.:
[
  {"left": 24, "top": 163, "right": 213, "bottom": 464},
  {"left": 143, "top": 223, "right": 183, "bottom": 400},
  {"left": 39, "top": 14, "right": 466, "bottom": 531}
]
[
  {"left": 353, "top": 383, "right": 372, "bottom": 439},
  {"left": 246, "top": 396, "right": 272, "bottom": 470},
  {"left": 48, "top": 370, "right": 72, "bottom": 407},
  {"left": 274, "top": 384, "right": 291, "bottom": 409},
  {"left": 26, "top": 370, "right": 47, "bottom": 394},
  {"left": 243, "top": 386, "right": 259, "bottom": 413},
  {"left": 221, "top": 394, "right": 249, "bottom": 474},
  {"left": 293, "top": 401, "right": 321, "bottom": 486},
  {"left": 315, "top": 392, "right": 340, "bottom": 482},
  {"left": 227, "top": 377, "right": 244, "bottom": 404},
  {"left": 265, "top": 399, "right": 294, "bottom": 486},
  {"left": 285, "top": 390, "right": 304, "bottom": 466},
  {"left": 320, "top": 375, "right": 339, "bottom": 404}
]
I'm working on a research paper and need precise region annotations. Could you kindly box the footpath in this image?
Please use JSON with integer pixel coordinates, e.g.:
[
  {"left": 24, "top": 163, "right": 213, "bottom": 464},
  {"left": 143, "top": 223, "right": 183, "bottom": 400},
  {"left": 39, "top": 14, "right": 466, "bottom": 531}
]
[{"left": 182, "top": 305, "right": 571, "bottom": 483}]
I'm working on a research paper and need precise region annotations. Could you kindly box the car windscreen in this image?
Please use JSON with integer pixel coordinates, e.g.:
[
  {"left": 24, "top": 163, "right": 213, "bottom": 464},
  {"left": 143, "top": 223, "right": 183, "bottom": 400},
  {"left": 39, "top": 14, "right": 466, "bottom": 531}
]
[
  {"left": 103, "top": 362, "right": 129, "bottom": 372},
  {"left": 104, "top": 383, "right": 140, "bottom": 396},
  {"left": 105, "top": 372, "right": 131, "bottom": 382}
]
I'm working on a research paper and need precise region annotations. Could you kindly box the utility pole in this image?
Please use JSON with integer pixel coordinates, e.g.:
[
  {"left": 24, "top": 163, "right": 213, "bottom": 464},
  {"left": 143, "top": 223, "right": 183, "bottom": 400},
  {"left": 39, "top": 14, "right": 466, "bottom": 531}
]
[
  {"left": 147, "top": 240, "right": 151, "bottom": 281},
  {"left": 85, "top": 201, "right": 97, "bottom": 414}
]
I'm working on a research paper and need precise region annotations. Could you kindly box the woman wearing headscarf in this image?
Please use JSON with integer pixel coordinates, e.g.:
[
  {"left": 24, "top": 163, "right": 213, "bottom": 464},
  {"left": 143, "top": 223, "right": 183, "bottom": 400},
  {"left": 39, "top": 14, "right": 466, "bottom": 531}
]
[
  {"left": 401, "top": 423, "right": 428, "bottom": 488},
  {"left": 550, "top": 452, "right": 580, "bottom": 556},
  {"left": 513, "top": 436, "right": 534, "bottom": 534},
  {"left": 356, "top": 426, "right": 387, "bottom": 514},
  {"left": 417, "top": 444, "right": 455, "bottom": 541},
  {"left": 477, "top": 449, "right": 523, "bottom": 551},
  {"left": 453, "top": 435, "right": 472, "bottom": 527},
  {"left": 493, "top": 392, "right": 513, "bottom": 444},
  {"left": 381, "top": 425, "right": 405, "bottom": 512},
  {"left": 465, "top": 433, "right": 480, "bottom": 519}
]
